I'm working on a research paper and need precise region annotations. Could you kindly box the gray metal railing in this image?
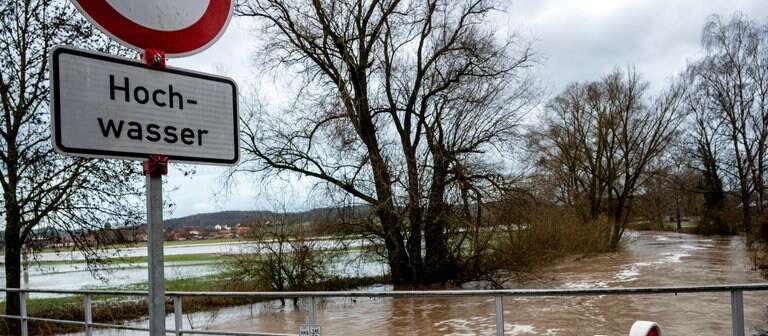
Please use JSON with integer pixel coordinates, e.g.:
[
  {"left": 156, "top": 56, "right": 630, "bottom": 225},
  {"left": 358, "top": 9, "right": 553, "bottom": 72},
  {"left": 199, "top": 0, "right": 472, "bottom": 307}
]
[{"left": 1, "top": 283, "right": 768, "bottom": 336}]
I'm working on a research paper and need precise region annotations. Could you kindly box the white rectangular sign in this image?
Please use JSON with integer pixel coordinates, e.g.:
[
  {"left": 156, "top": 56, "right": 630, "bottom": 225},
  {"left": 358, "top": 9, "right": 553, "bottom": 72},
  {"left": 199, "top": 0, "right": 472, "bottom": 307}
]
[
  {"left": 299, "top": 324, "right": 322, "bottom": 336},
  {"left": 51, "top": 46, "right": 239, "bottom": 165}
]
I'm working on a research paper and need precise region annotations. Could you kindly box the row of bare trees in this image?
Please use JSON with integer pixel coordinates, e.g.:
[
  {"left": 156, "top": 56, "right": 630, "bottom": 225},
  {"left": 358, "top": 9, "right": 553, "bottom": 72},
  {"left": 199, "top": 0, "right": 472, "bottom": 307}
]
[
  {"left": 529, "top": 68, "right": 685, "bottom": 250},
  {"left": 684, "top": 13, "right": 768, "bottom": 237},
  {"left": 530, "top": 12, "right": 768, "bottom": 247},
  {"left": 529, "top": 13, "right": 768, "bottom": 245}
]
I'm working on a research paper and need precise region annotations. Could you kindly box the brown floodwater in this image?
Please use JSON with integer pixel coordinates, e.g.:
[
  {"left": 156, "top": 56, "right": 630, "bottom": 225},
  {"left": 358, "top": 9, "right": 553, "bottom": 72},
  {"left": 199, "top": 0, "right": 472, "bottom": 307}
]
[
  {"left": 200, "top": 231, "right": 768, "bottom": 335},
  {"left": 67, "top": 231, "right": 768, "bottom": 335}
]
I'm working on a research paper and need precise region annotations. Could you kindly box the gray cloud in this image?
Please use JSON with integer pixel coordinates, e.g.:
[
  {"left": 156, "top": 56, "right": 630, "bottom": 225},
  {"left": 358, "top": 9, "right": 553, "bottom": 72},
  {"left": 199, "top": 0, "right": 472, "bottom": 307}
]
[{"left": 508, "top": 0, "right": 768, "bottom": 93}]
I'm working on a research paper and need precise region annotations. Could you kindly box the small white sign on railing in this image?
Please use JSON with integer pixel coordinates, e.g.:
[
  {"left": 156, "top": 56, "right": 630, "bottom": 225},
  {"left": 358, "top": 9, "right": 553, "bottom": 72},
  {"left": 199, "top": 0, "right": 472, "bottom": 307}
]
[{"left": 299, "top": 324, "right": 322, "bottom": 336}]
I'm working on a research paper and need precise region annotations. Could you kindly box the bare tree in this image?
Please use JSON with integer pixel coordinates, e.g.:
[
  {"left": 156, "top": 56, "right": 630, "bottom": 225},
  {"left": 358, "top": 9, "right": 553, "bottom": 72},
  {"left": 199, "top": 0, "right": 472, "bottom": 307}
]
[
  {"left": 226, "top": 215, "right": 335, "bottom": 306},
  {"left": 0, "top": 1, "right": 143, "bottom": 332},
  {"left": 235, "top": 0, "right": 538, "bottom": 286},
  {"left": 531, "top": 68, "right": 684, "bottom": 250},
  {"left": 681, "top": 67, "right": 732, "bottom": 234},
  {"left": 685, "top": 13, "right": 768, "bottom": 235}
]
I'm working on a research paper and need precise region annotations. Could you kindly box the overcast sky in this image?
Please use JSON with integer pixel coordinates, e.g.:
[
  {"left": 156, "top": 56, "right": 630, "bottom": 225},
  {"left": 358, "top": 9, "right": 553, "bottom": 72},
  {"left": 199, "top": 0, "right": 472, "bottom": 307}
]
[{"left": 163, "top": 0, "right": 768, "bottom": 219}]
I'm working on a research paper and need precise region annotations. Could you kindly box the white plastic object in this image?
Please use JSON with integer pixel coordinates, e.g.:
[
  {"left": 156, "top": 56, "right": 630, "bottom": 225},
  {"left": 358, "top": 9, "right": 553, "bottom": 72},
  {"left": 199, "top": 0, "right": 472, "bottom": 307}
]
[{"left": 629, "top": 321, "right": 661, "bottom": 336}]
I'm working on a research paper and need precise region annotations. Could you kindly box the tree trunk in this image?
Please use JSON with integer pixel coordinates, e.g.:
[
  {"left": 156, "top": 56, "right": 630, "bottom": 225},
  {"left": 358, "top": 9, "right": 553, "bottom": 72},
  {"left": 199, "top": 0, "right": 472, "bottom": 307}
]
[
  {"left": 740, "top": 184, "right": 753, "bottom": 235},
  {"left": 700, "top": 142, "right": 729, "bottom": 234},
  {"left": 423, "top": 156, "right": 455, "bottom": 284},
  {"left": 3, "top": 220, "right": 22, "bottom": 335},
  {"left": 3, "top": 144, "right": 22, "bottom": 335},
  {"left": 609, "top": 196, "right": 627, "bottom": 251},
  {"left": 588, "top": 175, "right": 601, "bottom": 220},
  {"left": 423, "top": 212, "right": 454, "bottom": 284},
  {"left": 405, "top": 148, "right": 424, "bottom": 284},
  {"left": 376, "top": 206, "right": 413, "bottom": 287},
  {"left": 356, "top": 88, "right": 415, "bottom": 285}
]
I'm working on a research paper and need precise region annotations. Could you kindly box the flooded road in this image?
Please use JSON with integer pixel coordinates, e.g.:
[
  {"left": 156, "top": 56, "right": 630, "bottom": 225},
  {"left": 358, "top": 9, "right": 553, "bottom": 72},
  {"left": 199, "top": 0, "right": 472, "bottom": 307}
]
[{"left": 63, "top": 231, "right": 768, "bottom": 335}]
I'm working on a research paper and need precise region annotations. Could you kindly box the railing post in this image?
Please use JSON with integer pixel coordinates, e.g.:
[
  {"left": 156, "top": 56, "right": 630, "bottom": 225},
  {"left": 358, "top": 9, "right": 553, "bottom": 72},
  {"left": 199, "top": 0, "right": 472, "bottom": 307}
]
[
  {"left": 84, "top": 294, "right": 93, "bottom": 336},
  {"left": 20, "top": 291, "right": 28, "bottom": 336},
  {"left": 731, "top": 290, "right": 744, "bottom": 336},
  {"left": 495, "top": 295, "right": 504, "bottom": 336},
  {"left": 174, "top": 295, "right": 183, "bottom": 336},
  {"left": 308, "top": 296, "right": 317, "bottom": 325}
]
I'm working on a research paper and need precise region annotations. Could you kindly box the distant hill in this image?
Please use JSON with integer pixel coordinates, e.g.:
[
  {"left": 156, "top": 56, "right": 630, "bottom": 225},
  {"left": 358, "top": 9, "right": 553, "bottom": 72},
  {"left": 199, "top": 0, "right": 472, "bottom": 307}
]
[{"left": 165, "top": 205, "right": 372, "bottom": 229}]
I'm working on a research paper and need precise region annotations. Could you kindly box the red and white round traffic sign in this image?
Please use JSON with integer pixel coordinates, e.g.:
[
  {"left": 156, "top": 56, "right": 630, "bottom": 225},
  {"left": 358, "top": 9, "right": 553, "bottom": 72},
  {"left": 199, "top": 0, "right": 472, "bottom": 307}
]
[{"left": 71, "top": 0, "right": 233, "bottom": 57}]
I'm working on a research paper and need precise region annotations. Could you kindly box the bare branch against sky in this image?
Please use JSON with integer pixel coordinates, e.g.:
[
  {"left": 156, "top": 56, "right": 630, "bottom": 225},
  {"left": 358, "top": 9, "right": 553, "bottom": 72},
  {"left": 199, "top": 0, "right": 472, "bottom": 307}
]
[{"left": 164, "top": 0, "right": 768, "bottom": 219}]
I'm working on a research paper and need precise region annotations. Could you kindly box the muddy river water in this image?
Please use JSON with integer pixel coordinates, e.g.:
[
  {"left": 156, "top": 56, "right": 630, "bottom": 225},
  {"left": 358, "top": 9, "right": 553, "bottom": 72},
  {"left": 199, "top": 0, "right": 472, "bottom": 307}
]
[{"left": 64, "top": 231, "right": 768, "bottom": 335}]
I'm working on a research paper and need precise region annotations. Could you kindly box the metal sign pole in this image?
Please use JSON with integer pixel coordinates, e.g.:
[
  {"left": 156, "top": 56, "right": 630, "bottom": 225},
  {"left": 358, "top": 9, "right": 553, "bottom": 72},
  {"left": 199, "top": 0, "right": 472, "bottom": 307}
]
[
  {"left": 147, "top": 172, "right": 165, "bottom": 334},
  {"left": 142, "top": 51, "right": 169, "bottom": 335},
  {"left": 144, "top": 151, "right": 168, "bottom": 335}
]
